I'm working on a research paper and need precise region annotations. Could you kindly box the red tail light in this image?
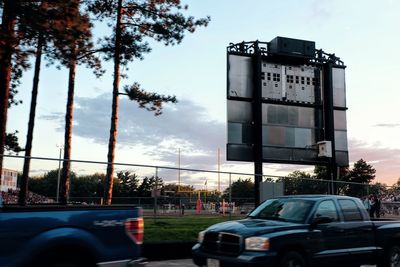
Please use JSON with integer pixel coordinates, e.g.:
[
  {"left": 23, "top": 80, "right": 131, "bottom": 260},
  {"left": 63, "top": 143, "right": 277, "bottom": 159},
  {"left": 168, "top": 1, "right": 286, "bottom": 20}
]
[{"left": 125, "top": 218, "right": 144, "bottom": 244}]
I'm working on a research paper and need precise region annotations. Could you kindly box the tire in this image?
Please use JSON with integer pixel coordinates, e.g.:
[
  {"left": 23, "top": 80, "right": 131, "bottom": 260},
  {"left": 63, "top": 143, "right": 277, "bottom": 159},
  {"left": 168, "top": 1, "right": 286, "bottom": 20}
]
[
  {"left": 383, "top": 245, "right": 400, "bottom": 267},
  {"left": 279, "top": 251, "right": 306, "bottom": 267}
]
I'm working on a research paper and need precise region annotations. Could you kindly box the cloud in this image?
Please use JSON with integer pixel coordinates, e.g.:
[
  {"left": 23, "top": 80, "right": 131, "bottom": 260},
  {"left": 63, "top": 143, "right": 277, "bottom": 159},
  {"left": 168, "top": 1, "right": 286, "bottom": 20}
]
[
  {"left": 310, "top": 0, "right": 333, "bottom": 20},
  {"left": 30, "top": 169, "right": 54, "bottom": 175},
  {"left": 375, "top": 123, "right": 400, "bottom": 128},
  {"left": 43, "top": 93, "right": 226, "bottom": 171},
  {"left": 41, "top": 112, "right": 64, "bottom": 122},
  {"left": 266, "top": 163, "right": 309, "bottom": 172},
  {"left": 42, "top": 96, "right": 400, "bottom": 186},
  {"left": 348, "top": 138, "right": 400, "bottom": 185}
]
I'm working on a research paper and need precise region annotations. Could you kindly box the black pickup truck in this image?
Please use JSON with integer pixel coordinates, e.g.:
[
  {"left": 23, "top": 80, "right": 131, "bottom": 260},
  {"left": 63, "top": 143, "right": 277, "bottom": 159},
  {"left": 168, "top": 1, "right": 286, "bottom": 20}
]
[
  {"left": 0, "top": 204, "right": 145, "bottom": 267},
  {"left": 192, "top": 195, "right": 400, "bottom": 267}
]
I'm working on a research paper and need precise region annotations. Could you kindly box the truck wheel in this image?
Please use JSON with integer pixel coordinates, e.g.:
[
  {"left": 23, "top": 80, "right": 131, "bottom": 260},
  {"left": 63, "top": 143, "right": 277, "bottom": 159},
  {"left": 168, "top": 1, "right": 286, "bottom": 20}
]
[
  {"left": 384, "top": 245, "right": 400, "bottom": 267},
  {"left": 279, "top": 251, "right": 306, "bottom": 267}
]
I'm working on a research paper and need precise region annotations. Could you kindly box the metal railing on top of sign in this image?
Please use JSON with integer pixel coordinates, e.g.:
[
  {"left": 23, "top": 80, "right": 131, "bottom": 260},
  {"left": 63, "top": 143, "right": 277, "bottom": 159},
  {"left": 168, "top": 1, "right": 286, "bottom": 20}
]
[
  {"left": 227, "top": 40, "right": 268, "bottom": 55},
  {"left": 226, "top": 40, "right": 345, "bottom": 66}
]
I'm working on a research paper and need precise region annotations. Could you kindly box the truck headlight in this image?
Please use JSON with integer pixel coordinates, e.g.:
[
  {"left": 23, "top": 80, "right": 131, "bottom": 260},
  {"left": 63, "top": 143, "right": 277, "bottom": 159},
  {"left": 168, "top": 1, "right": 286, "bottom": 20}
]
[
  {"left": 245, "top": 237, "right": 270, "bottom": 251},
  {"left": 198, "top": 230, "right": 206, "bottom": 244}
]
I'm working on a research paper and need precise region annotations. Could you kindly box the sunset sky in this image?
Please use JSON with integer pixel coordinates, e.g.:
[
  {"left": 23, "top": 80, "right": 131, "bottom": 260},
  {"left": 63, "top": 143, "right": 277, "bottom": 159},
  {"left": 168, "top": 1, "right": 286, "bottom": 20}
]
[{"left": 5, "top": 0, "right": 400, "bottom": 189}]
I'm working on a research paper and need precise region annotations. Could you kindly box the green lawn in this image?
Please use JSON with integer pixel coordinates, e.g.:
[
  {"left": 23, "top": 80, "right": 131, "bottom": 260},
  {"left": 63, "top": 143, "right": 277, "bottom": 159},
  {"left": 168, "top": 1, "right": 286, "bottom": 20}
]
[{"left": 144, "top": 215, "right": 244, "bottom": 243}]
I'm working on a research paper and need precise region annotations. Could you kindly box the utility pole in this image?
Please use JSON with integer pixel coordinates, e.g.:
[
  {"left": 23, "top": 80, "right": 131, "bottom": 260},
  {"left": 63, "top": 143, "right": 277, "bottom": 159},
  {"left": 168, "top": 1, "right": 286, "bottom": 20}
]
[
  {"left": 178, "top": 148, "right": 181, "bottom": 192},
  {"left": 217, "top": 148, "right": 220, "bottom": 192},
  {"left": 56, "top": 145, "right": 63, "bottom": 202}
]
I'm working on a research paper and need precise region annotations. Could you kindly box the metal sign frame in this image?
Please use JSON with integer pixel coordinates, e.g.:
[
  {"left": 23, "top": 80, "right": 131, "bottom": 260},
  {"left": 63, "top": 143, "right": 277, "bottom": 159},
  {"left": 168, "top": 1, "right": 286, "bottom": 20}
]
[{"left": 226, "top": 38, "right": 348, "bottom": 204}]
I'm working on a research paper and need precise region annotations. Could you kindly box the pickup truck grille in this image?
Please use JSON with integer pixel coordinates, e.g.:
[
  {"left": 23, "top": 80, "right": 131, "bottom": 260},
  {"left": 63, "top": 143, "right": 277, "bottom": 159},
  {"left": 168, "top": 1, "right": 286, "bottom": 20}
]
[{"left": 202, "top": 232, "right": 242, "bottom": 256}]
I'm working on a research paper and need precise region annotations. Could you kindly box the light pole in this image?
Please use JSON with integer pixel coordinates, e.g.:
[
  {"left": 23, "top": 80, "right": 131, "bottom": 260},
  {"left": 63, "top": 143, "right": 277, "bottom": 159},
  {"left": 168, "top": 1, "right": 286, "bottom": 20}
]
[
  {"left": 56, "top": 144, "right": 63, "bottom": 202},
  {"left": 178, "top": 148, "right": 181, "bottom": 192},
  {"left": 217, "top": 148, "right": 220, "bottom": 193}
]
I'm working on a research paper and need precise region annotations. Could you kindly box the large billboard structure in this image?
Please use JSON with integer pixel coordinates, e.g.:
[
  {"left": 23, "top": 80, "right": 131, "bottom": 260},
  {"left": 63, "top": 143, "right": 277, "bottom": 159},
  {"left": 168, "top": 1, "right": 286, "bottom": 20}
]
[{"left": 226, "top": 37, "right": 348, "bottom": 205}]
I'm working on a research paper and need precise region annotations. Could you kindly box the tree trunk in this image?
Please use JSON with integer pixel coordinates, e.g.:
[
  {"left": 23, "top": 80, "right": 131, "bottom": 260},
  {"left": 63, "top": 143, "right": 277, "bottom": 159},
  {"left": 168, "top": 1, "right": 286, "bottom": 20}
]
[
  {"left": 19, "top": 34, "right": 44, "bottom": 205},
  {"left": 105, "top": 0, "right": 123, "bottom": 205},
  {"left": 0, "top": 0, "right": 17, "bottom": 185},
  {"left": 59, "top": 58, "right": 76, "bottom": 204}
]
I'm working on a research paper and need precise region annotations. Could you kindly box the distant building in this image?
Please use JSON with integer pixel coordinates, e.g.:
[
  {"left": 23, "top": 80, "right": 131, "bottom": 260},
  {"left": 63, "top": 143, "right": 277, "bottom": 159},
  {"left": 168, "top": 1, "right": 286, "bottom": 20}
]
[{"left": 1, "top": 168, "right": 18, "bottom": 192}]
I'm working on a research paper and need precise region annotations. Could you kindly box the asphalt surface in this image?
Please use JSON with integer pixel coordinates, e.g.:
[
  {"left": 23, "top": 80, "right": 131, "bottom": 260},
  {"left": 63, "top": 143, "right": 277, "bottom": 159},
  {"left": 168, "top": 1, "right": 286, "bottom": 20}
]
[
  {"left": 146, "top": 259, "right": 377, "bottom": 267},
  {"left": 147, "top": 259, "right": 195, "bottom": 267}
]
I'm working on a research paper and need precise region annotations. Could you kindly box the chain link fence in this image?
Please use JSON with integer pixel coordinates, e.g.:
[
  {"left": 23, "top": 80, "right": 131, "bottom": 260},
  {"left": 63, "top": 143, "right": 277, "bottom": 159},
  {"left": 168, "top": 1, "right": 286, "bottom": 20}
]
[{"left": 2, "top": 154, "right": 400, "bottom": 217}]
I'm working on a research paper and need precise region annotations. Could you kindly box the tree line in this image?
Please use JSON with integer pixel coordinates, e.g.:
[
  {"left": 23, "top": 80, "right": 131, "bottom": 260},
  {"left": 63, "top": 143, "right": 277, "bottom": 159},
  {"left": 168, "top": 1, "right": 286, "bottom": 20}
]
[
  {"left": 23, "top": 158, "right": 387, "bottom": 204},
  {"left": 224, "top": 159, "right": 383, "bottom": 199},
  {"left": 0, "top": 1, "right": 210, "bottom": 205},
  {"left": 23, "top": 169, "right": 195, "bottom": 202}
]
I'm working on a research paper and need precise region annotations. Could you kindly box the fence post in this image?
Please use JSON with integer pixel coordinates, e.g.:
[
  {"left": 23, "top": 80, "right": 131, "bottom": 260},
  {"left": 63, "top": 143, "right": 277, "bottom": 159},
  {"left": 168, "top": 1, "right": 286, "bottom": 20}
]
[
  {"left": 229, "top": 173, "right": 232, "bottom": 220},
  {"left": 154, "top": 167, "right": 158, "bottom": 217}
]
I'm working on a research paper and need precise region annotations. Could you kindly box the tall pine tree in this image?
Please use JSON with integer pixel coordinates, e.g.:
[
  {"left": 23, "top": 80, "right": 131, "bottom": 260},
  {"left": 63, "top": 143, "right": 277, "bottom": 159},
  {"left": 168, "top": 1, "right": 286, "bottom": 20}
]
[{"left": 87, "top": 0, "right": 210, "bottom": 204}]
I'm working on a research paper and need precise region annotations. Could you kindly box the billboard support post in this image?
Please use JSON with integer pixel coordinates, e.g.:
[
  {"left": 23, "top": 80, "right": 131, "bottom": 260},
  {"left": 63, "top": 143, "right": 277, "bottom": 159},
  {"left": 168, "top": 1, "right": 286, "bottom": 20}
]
[
  {"left": 253, "top": 41, "right": 263, "bottom": 206},
  {"left": 322, "top": 62, "right": 337, "bottom": 194}
]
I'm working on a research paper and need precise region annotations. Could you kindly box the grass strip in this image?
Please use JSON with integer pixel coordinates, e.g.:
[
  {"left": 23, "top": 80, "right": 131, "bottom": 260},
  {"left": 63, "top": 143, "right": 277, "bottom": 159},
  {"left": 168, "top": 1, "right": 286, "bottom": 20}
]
[{"left": 144, "top": 215, "right": 244, "bottom": 242}]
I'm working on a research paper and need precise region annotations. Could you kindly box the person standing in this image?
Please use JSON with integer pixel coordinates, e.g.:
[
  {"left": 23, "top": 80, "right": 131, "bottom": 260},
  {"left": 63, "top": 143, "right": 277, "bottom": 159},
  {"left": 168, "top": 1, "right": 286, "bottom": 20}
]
[
  {"left": 374, "top": 195, "right": 381, "bottom": 218},
  {"left": 369, "top": 195, "right": 376, "bottom": 218},
  {"left": 363, "top": 196, "right": 371, "bottom": 213},
  {"left": 181, "top": 203, "right": 185, "bottom": 216}
]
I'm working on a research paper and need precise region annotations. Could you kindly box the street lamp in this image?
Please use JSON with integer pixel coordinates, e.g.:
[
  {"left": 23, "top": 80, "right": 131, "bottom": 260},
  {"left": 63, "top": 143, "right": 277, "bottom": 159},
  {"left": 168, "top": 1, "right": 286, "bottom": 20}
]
[
  {"left": 56, "top": 144, "right": 63, "bottom": 202},
  {"left": 177, "top": 148, "right": 181, "bottom": 192},
  {"left": 217, "top": 148, "right": 221, "bottom": 193}
]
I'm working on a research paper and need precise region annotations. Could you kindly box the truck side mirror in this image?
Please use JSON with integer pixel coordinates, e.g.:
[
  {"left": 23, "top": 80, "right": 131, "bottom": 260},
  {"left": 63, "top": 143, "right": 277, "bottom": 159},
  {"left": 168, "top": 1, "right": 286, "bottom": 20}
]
[{"left": 310, "top": 216, "right": 333, "bottom": 227}]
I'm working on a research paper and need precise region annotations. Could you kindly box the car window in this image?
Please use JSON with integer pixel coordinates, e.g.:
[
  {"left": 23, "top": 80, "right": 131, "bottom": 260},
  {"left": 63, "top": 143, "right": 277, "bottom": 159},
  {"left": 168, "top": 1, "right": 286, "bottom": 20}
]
[
  {"left": 249, "top": 199, "right": 314, "bottom": 223},
  {"left": 338, "top": 199, "right": 363, "bottom": 221},
  {"left": 314, "top": 200, "right": 339, "bottom": 222}
]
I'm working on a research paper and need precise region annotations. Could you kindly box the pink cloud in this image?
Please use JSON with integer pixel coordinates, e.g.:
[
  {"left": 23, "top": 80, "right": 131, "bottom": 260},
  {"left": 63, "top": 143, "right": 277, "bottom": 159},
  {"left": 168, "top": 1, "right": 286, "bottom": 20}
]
[{"left": 348, "top": 138, "right": 400, "bottom": 186}]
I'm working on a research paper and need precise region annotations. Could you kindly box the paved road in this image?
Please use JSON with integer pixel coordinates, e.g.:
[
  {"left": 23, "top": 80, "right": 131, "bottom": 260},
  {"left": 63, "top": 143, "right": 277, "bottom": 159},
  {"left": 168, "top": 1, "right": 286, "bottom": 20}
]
[
  {"left": 147, "top": 259, "right": 195, "bottom": 267},
  {"left": 146, "top": 259, "right": 377, "bottom": 267}
]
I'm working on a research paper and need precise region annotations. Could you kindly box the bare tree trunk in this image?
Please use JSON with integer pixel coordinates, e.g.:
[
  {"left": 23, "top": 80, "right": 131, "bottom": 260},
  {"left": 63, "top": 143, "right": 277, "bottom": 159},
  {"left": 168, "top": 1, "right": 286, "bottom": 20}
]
[
  {"left": 60, "top": 58, "right": 76, "bottom": 204},
  {"left": 0, "top": 0, "right": 17, "bottom": 185},
  {"left": 19, "top": 34, "right": 44, "bottom": 205},
  {"left": 104, "top": 0, "right": 123, "bottom": 205}
]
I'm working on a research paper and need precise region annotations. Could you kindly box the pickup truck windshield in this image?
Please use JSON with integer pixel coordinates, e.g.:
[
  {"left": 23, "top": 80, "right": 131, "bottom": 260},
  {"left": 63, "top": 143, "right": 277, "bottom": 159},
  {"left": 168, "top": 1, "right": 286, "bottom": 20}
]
[{"left": 248, "top": 199, "right": 314, "bottom": 223}]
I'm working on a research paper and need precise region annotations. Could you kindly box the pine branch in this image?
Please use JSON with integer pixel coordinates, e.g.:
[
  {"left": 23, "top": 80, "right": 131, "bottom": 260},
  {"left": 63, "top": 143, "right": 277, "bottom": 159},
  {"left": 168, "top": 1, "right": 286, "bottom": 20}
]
[{"left": 123, "top": 82, "right": 177, "bottom": 116}]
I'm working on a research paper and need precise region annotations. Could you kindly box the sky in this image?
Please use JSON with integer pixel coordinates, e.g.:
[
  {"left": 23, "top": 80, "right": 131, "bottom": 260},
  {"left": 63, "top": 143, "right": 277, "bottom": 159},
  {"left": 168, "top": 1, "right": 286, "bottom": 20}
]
[{"left": 5, "top": 0, "right": 400, "bottom": 189}]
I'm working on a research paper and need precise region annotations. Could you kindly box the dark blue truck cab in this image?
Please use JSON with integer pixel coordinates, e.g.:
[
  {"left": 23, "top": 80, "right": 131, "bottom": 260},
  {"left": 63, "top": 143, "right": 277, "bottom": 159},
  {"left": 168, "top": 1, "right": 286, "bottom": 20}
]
[
  {"left": 192, "top": 195, "right": 400, "bottom": 267},
  {"left": 0, "top": 204, "right": 145, "bottom": 267}
]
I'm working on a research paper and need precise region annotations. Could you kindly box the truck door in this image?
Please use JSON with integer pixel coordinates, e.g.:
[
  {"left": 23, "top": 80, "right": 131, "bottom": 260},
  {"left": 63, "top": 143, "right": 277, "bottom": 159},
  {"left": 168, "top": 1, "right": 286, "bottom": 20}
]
[
  {"left": 311, "top": 200, "right": 349, "bottom": 266},
  {"left": 337, "top": 199, "right": 375, "bottom": 262}
]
